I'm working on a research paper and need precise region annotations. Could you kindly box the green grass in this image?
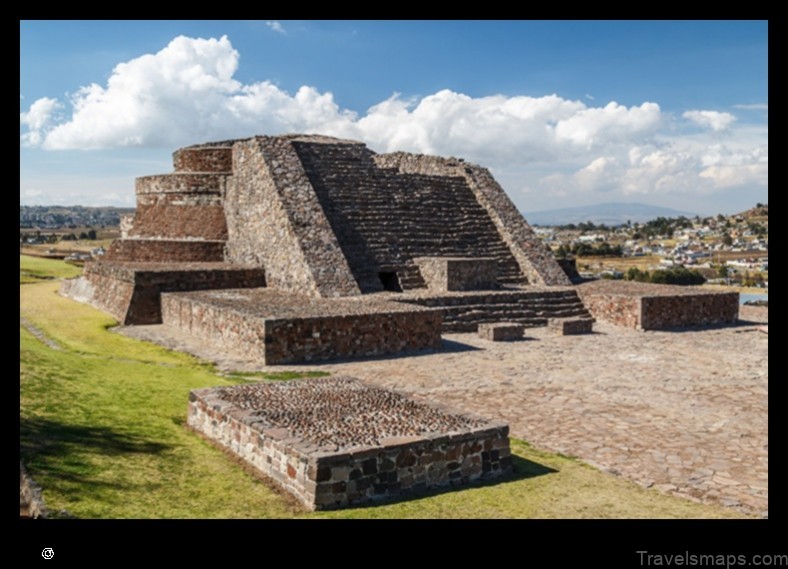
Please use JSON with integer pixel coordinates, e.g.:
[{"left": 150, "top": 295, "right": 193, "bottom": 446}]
[
  {"left": 20, "top": 280, "right": 745, "bottom": 518},
  {"left": 223, "top": 370, "right": 331, "bottom": 382},
  {"left": 20, "top": 254, "right": 83, "bottom": 283}
]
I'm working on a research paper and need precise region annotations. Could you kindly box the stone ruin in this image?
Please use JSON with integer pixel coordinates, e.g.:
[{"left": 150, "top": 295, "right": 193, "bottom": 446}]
[
  {"left": 57, "top": 133, "right": 741, "bottom": 510},
  {"left": 61, "top": 133, "right": 739, "bottom": 362},
  {"left": 189, "top": 376, "right": 511, "bottom": 509},
  {"left": 62, "top": 133, "right": 596, "bottom": 364}
]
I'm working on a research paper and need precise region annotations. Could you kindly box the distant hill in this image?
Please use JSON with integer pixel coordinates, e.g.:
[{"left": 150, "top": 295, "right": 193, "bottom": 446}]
[
  {"left": 736, "top": 204, "right": 768, "bottom": 220},
  {"left": 524, "top": 202, "right": 698, "bottom": 226},
  {"left": 20, "top": 205, "right": 135, "bottom": 229}
]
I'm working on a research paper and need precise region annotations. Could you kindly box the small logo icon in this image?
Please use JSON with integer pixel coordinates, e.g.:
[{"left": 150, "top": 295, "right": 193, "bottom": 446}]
[{"left": 42, "top": 548, "right": 54, "bottom": 560}]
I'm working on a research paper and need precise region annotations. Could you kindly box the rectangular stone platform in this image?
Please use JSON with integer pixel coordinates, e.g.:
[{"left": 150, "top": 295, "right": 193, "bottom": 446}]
[
  {"left": 161, "top": 288, "right": 442, "bottom": 364},
  {"left": 478, "top": 322, "right": 524, "bottom": 341},
  {"left": 188, "top": 377, "right": 512, "bottom": 510},
  {"left": 577, "top": 280, "right": 739, "bottom": 330},
  {"left": 60, "top": 261, "right": 266, "bottom": 325},
  {"left": 548, "top": 317, "right": 594, "bottom": 335},
  {"left": 414, "top": 257, "right": 498, "bottom": 292}
]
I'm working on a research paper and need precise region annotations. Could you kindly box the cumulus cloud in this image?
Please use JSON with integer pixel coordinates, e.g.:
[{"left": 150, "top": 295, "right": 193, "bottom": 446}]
[
  {"left": 20, "top": 97, "right": 61, "bottom": 146},
  {"left": 19, "top": 34, "right": 661, "bottom": 160},
  {"left": 682, "top": 110, "right": 737, "bottom": 131},
  {"left": 266, "top": 21, "right": 286, "bottom": 34},
  {"left": 20, "top": 34, "right": 767, "bottom": 203}
]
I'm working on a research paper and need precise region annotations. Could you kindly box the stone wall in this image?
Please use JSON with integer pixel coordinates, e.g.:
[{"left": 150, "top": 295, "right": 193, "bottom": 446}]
[
  {"left": 224, "top": 137, "right": 360, "bottom": 298},
  {"left": 577, "top": 289, "right": 642, "bottom": 330},
  {"left": 188, "top": 377, "right": 512, "bottom": 510},
  {"left": 60, "top": 265, "right": 136, "bottom": 323},
  {"left": 374, "top": 152, "right": 571, "bottom": 286},
  {"left": 161, "top": 288, "right": 442, "bottom": 364},
  {"left": 641, "top": 293, "right": 739, "bottom": 330},
  {"left": 104, "top": 239, "right": 226, "bottom": 263},
  {"left": 62, "top": 262, "right": 266, "bottom": 325},
  {"left": 414, "top": 257, "right": 497, "bottom": 292},
  {"left": 20, "top": 462, "right": 47, "bottom": 519},
  {"left": 173, "top": 145, "right": 234, "bottom": 173},
  {"left": 578, "top": 281, "right": 739, "bottom": 330}
]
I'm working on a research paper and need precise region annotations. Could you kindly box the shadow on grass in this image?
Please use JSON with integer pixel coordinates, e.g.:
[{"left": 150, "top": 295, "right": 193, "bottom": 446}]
[
  {"left": 20, "top": 417, "right": 171, "bottom": 488},
  {"left": 332, "top": 453, "right": 558, "bottom": 512}
]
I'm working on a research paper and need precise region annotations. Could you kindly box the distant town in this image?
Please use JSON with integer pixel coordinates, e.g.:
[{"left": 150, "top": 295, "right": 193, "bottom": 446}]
[
  {"left": 20, "top": 203, "right": 768, "bottom": 290},
  {"left": 534, "top": 203, "right": 768, "bottom": 289}
]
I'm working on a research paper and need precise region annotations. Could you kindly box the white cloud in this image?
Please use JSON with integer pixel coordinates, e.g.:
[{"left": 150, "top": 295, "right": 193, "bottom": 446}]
[
  {"left": 682, "top": 110, "right": 737, "bottom": 131},
  {"left": 266, "top": 21, "right": 285, "bottom": 34},
  {"left": 20, "top": 34, "right": 767, "bottom": 207},
  {"left": 733, "top": 103, "right": 768, "bottom": 111},
  {"left": 20, "top": 97, "right": 61, "bottom": 146}
]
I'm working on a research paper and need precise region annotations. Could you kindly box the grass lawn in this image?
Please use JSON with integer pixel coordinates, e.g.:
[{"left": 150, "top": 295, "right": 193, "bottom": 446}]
[
  {"left": 20, "top": 254, "right": 82, "bottom": 284},
  {"left": 20, "top": 280, "right": 744, "bottom": 518}
]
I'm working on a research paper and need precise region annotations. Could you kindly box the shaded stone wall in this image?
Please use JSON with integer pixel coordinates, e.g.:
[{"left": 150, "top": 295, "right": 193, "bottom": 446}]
[
  {"left": 294, "top": 141, "right": 527, "bottom": 292},
  {"left": 374, "top": 152, "right": 571, "bottom": 286},
  {"left": 62, "top": 262, "right": 266, "bottom": 325},
  {"left": 224, "top": 137, "right": 359, "bottom": 298},
  {"left": 60, "top": 266, "right": 136, "bottom": 323},
  {"left": 414, "top": 257, "right": 497, "bottom": 292},
  {"left": 188, "top": 378, "right": 512, "bottom": 510}
]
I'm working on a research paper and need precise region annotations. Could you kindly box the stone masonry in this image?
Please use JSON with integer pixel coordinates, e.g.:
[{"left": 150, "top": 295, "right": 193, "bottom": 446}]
[
  {"left": 61, "top": 134, "right": 588, "bottom": 363},
  {"left": 188, "top": 377, "right": 512, "bottom": 510},
  {"left": 414, "top": 257, "right": 498, "bottom": 292},
  {"left": 478, "top": 323, "right": 524, "bottom": 341},
  {"left": 161, "top": 288, "right": 442, "bottom": 364},
  {"left": 578, "top": 281, "right": 738, "bottom": 331},
  {"left": 548, "top": 317, "right": 595, "bottom": 335}
]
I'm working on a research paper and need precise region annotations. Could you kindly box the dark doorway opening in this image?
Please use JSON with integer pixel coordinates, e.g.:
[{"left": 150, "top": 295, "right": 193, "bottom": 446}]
[{"left": 379, "top": 271, "right": 403, "bottom": 292}]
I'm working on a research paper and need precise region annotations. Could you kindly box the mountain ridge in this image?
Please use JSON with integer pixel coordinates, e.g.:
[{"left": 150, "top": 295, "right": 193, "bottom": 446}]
[{"left": 524, "top": 202, "right": 698, "bottom": 226}]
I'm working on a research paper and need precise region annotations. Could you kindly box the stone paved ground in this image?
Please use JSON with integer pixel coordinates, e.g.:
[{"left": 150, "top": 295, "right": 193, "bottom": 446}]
[{"left": 120, "top": 305, "right": 768, "bottom": 518}]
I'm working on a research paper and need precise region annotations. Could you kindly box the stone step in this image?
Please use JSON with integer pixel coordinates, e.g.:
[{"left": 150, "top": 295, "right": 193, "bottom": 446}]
[
  {"left": 136, "top": 173, "right": 229, "bottom": 195},
  {"left": 104, "top": 239, "right": 226, "bottom": 263},
  {"left": 173, "top": 146, "right": 233, "bottom": 173}
]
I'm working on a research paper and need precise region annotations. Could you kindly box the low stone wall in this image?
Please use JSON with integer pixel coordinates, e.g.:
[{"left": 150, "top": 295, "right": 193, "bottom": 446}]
[
  {"left": 414, "top": 257, "right": 497, "bottom": 291},
  {"left": 60, "top": 269, "right": 136, "bottom": 323},
  {"left": 162, "top": 288, "right": 442, "bottom": 364},
  {"left": 20, "top": 462, "right": 47, "bottom": 519},
  {"left": 577, "top": 281, "right": 739, "bottom": 330},
  {"left": 641, "top": 294, "right": 738, "bottom": 330},
  {"left": 61, "top": 262, "right": 266, "bottom": 325},
  {"left": 188, "top": 377, "right": 512, "bottom": 510}
]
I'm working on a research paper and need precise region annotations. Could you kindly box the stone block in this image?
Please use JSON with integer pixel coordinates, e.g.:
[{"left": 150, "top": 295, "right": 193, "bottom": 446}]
[
  {"left": 548, "top": 317, "right": 594, "bottom": 335},
  {"left": 414, "top": 257, "right": 498, "bottom": 292},
  {"left": 188, "top": 376, "right": 511, "bottom": 510},
  {"left": 478, "top": 322, "right": 524, "bottom": 341}
]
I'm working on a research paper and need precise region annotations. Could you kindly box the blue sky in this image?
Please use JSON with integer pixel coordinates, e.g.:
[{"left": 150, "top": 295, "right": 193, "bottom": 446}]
[{"left": 20, "top": 20, "right": 768, "bottom": 215}]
